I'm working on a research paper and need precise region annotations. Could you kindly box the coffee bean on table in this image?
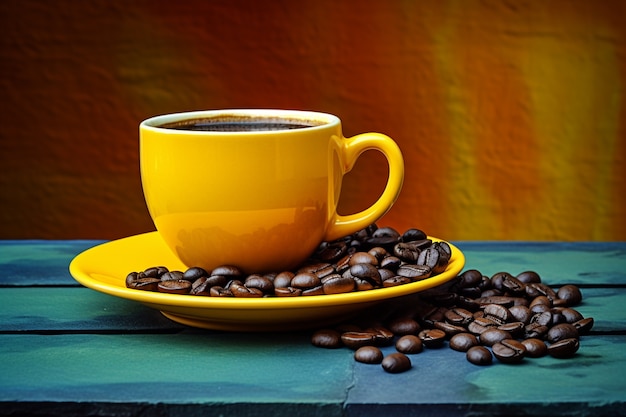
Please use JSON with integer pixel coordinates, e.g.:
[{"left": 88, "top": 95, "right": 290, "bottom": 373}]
[
  {"left": 492, "top": 339, "right": 526, "bottom": 364},
  {"left": 311, "top": 329, "right": 342, "bottom": 349},
  {"left": 548, "top": 338, "right": 580, "bottom": 358},
  {"left": 418, "top": 329, "right": 446, "bottom": 348},
  {"left": 479, "top": 328, "right": 512, "bottom": 347},
  {"left": 381, "top": 352, "right": 412, "bottom": 373},
  {"left": 449, "top": 333, "right": 479, "bottom": 352},
  {"left": 466, "top": 346, "right": 493, "bottom": 366},
  {"left": 521, "top": 338, "right": 548, "bottom": 358},
  {"left": 355, "top": 346, "right": 384, "bottom": 364},
  {"left": 557, "top": 284, "right": 583, "bottom": 306},
  {"left": 546, "top": 323, "right": 579, "bottom": 343},
  {"left": 395, "top": 335, "right": 423, "bottom": 354}
]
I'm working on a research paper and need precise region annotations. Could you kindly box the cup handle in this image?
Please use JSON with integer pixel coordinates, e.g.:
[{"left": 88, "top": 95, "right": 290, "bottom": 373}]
[{"left": 325, "top": 132, "right": 404, "bottom": 242}]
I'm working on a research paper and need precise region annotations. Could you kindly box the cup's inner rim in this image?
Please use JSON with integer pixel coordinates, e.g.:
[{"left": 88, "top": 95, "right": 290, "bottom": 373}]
[{"left": 142, "top": 111, "right": 338, "bottom": 133}]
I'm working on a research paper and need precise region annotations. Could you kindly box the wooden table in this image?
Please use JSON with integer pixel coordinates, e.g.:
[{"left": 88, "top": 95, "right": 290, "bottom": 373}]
[{"left": 1, "top": 240, "right": 625, "bottom": 416}]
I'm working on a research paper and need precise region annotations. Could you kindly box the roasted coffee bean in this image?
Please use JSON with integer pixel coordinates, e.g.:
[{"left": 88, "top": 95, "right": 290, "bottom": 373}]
[
  {"left": 491, "top": 272, "right": 514, "bottom": 291},
  {"left": 498, "top": 322, "right": 525, "bottom": 338},
  {"left": 274, "top": 286, "right": 302, "bottom": 297},
  {"left": 349, "top": 263, "right": 382, "bottom": 286},
  {"left": 380, "top": 256, "right": 401, "bottom": 270},
  {"left": 417, "top": 247, "right": 442, "bottom": 273},
  {"left": 341, "top": 332, "right": 379, "bottom": 350},
  {"left": 291, "top": 272, "right": 321, "bottom": 289},
  {"left": 492, "top": 339, "right": 526, "bottom": 364},
  {"left": 525, "top": 282, "right": 557, "bottom": 301},
  {"left": 383, "top": 276, "right": 412, "bottom": 287},
  {"left": 468, "top": 316, "right": 499, "bottom": 335},
  {"left": 547, "top": 323, "right": 579, "bottom": 343},
  {"left": 322, "top": 274, "right": 355, "bottom": 294},
  {"left": 516, "top": 270, "right": 541, "bottom": 284},
  {"left": 244, "top": 274, "right": 274, "bottom": 293},
  {"left": 508, "top": 305, "right": 532, "bottom": 324},
  {"left": 479, "top": 328, "right": 512, "bottom": 347},
  {"left": 444, "top": 308, "right": 474, "bottom": 326},
  {"left": 365, "top": 326, "right": 395, "bottom": 346},
  {"left": 230, "top": 283, "right": 263, "bottom": 297},
  {"left": 524, "top": 322, "right": 549, "bottom": 339},
  {"left": 397, "top": 264, "right": 432, "bottom": 280},
  {"left": 158, "top": 279, "right": 191, "bottom": 294},
  {"left": 378, "top": 268, "right": 396, "bottom": 281},
  {"left": 211, "top": 265, "right": 243, "bottom": 278},
  {"left": 418, "top": 329, "right": 446, "bottom": 348},
  {"left": 302, "top": 285, "right": 325, "bottom": 296},
  {"left": 521, "top": 338, "right": 548, "bottom": 358},
  {"left": 128, "top": 277, "right": 160, "bottom": 291},
  {"left": 560, "top": 307, "right": 584, "bottom": 324},
  {"left": 142, "top": 266, "right": 168, "bottom": 278},
  {"left": 501, "top": 275, "right": 526, "bottom": 295},
  {"left": 349, "top": 252, "right": 379, "bottom": 266},
  {"left": 354, "top": 346, "right": 384, "bottom": 364},
  {"left": 457, "top": 269, "right": 484, "bottom": 288},
  {"left": 401, "top": 228, "right": 427, "bottom": 242},
  {"left": 273, "top": 271, "right": 295, "bottom": 288},
  {"left": 449, "top": 333, "right": 479, "bottom": 352},
  {"left": 160, "top": 271, "right": 184, "bottom": 282},
  {"left": 315, "top": 241, "right": 347, "bottom": 262},
  {"left": 298, "top": 262, "right": 335, "bottom": 278},
  {"left": 466, "top": 346, "right": 492, "bottom": 366},
  {"left": 548, "top": 338, "right": 580, "bottom": 358},
  {"left": 573, "top": 317, "right": 594, "bottom": 335},
  {"left": 474, "top": 295, "right": 518, "bottom": 308},
  {"left": 483, "top": 303, "right": 512, "bottom": 323},
  {"left": 183, "top": 267, "right": 208, "bottom": 281},
  {"left": 381, "top": 352, "right": 412, "bottom": 373},
  {"left": 557, "top": 284, "right": 583, "bottom": 306},
  {"left": 386, "top": 317, "right": 421, "bottom": 335},
  {"left": 125, "top": 272, "right": 140, "bottom": 287},
  {"left": 434, "top": 321, "right": 466, "bottom": 337},
  {"left": 529, "top": 295, "right": 552, "bottom": 309},
  {"left": 530, "top": 311, "right": 553, "bottom": 327},
  {"left": 393, "top": 242, "right": 421, "bottom": 262},
  {"left": 311, "top": 329, "right": 342, "bottom": 348},
  {"left": 367, "top": 246, "right": 388, "bottom": 261},
  {"left": 395, "top": 335, "right": 423, "bottom": 354}
]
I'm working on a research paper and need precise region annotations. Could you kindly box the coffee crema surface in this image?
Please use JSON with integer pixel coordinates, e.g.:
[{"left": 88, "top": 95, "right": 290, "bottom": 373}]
[{"left": 159, "top": 117, "right": 324, "bottom": 132}]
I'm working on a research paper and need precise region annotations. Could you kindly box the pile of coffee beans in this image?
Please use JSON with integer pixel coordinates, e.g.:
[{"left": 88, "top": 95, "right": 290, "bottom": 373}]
[
  {"left": 311, "top": 269, "right": 594, "bottom": 373},
  {"left": 125, "top": 225, "right": 453, "bottom": 298}
]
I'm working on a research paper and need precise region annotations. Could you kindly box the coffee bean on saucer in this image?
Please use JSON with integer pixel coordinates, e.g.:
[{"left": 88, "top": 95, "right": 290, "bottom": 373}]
[{"left": 157, "top": 279, "right": 191, "bottom": 294}]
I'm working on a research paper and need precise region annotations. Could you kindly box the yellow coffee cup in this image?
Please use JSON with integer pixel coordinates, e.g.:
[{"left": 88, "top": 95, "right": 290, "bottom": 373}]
[{"left": 140, "top": 109, "right": 404, "bottom": 273}]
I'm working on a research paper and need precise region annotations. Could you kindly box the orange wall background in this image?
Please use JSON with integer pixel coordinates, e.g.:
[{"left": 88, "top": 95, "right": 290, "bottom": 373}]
[{"left": 1, "top": 0, "right": 625, "bottom": 241}]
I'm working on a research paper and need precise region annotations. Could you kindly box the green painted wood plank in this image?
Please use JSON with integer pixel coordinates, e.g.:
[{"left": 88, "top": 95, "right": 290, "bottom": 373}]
[
  {"left": 0, "top": 332, "right": 351, "bottom": 417},
  {"left": 454, "top": 241, "right": 626, "bottom": 286},
  {"left": 1, "top": 241, "right": 625, "bottom": 286},
  {"left": 0, "top": 286, "right": 622, "bottom": 333},
  {"left": 0, "top": 240, "right": 103, "bottom": 286},
  {"left": 0, "top": 287, "right": 184, "bottom": 332},
  {"left": 346, "top": 335, "right": 626, "bottom": 417}
]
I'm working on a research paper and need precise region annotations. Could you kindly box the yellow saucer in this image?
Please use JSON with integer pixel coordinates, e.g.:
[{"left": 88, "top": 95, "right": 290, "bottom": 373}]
[{"left": 69, "top": 232, "right": 465, "bottom": 332}]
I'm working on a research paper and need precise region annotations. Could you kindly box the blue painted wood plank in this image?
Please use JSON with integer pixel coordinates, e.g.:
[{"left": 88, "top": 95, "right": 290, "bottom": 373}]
[
  {"left": 0, "top": 240, "right": 104, "bottom": 285},
  {"left": 0, "top": 287, "right": 183, "bottom": 332},
  {"left": 0, "top": 286, "right": 622, "bottom": 333},
  {"left": 454, "top": 241, "right": 626, "bottom": 286},
  {"left": 345, "top": 335, "right": 626, "bottom": 417},
  {"left": 0, "top": 332, "right": 351, "bottom": 416}
]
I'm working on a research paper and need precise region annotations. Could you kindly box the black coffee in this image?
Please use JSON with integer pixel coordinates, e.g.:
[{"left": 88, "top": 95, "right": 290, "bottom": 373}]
[{"left": 160, "top": 117, "right": 321, "bottom": 132}]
